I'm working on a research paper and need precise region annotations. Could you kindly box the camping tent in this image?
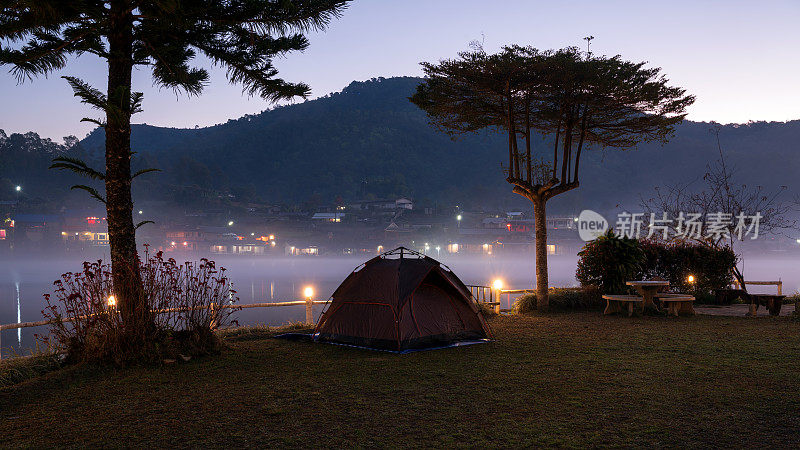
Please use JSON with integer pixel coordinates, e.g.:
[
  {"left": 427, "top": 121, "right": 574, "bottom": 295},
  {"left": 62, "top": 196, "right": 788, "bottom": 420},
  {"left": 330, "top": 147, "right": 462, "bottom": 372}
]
[{"left": 314, "top": 247, "right": 491, "bottom": 351}]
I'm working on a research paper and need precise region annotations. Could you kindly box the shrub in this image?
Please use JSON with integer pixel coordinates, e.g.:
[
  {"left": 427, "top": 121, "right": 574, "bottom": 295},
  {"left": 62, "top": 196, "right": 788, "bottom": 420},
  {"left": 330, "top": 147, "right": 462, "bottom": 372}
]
[
  {"left": 477, "top": 302, "right": 498, "bottom": 317},
  {"left": 576, "top": 232, "right": 737, "bottom": 302},
  {"left": 576, "top": 230, "right": 644, "bottom": 294},
  {"left": 41, "top": 251, "right": 239, "bottom": 365},
  {"left": 513, "top": 286, "right": 603, "bottom": 313},
  {"left": 638, "top": 239, "right": 736, "bottom": 299}
]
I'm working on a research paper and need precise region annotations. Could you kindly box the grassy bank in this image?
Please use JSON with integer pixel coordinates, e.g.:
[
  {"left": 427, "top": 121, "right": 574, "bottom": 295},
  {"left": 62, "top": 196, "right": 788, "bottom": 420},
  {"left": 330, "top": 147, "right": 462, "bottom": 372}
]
[{"left": 2, "top": 313, "right": 799, "bottom": 447}]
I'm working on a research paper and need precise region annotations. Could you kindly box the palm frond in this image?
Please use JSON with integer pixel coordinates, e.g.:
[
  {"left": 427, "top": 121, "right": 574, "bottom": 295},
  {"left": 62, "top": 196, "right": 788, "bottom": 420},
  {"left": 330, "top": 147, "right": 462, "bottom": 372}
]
[
  {"left": 62, "top": 76, "right": 106, "bottom": 110},
  {"left": 70, "top": 184, "right": 106, "bottom": 204},
  {"left": 50, "top": 156, "right": 105, "bottom": 180},
  {"left": 132, "top": 168, "right": 160, "bottom": 179}
]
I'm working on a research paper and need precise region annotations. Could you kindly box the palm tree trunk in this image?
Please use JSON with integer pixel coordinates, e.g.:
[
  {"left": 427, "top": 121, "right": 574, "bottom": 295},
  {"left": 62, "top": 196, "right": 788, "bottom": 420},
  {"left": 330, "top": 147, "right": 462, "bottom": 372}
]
[
  {"left": 106, "top": 0, "right": 147, "bottom": 340},
  {"left": 533, "top": 196, "right": 549, "bottom": 310}
]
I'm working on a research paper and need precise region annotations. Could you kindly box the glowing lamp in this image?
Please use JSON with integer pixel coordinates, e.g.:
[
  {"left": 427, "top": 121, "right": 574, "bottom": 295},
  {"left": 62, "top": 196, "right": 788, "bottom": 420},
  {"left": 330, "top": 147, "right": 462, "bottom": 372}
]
[
  {"left": 687, "top": 275, "right": 695, "bottom": 283},
  {"left": 269, "top": 234, "right": 275, "bottom": 240},
  {"left": 15, "top": 185, "right": 21, "bottom": 192},
  {"left": 107, "top": 295, "right": 116, "bottom": 307},
  {"left": 456, "top": 214, "right": 462, "bottom": 221},
  {"left": 303, "top": 286, "right": 314, "bottom": 299},
  {"left": 227, "top": 220, "right": 234, "bottom": 226},
  {"left": 170, "top": 241, "right": 176, "bottom": 246},
  {"left": 492, "top": 279, "right": 504, "bottom": 290}
]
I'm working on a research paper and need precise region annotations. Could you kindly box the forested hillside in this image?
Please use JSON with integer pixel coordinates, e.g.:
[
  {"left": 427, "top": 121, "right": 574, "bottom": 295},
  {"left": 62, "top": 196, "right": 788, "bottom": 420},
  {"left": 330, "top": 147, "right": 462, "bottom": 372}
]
[{"left": 5, "top": 76, "right": 799, "bottom": 214}]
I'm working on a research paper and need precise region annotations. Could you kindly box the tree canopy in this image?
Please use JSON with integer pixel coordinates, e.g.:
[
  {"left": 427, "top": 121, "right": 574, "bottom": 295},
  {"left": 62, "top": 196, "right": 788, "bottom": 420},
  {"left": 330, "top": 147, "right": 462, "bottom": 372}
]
[{"left": 411, "top": 45, "right": 695, "bottom": 201}]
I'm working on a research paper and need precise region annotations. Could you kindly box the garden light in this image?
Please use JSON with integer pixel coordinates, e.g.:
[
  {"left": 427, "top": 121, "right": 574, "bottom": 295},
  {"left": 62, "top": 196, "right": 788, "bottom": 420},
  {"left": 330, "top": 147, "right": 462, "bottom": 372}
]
[
  {"left": 15, "top": 185, "right": 21, "bottom": 192},
  {"left": 107, "top": 295, "right": 116, "bottom": 307},
  {"left": 687, "top": 275, "right": 695, "bottom": 283},
  {"left": 304, "top": 286, "right": 314, "bottom": 299},
  {"left": 492, "top": 279, "right": 504, "bottom": 290}
]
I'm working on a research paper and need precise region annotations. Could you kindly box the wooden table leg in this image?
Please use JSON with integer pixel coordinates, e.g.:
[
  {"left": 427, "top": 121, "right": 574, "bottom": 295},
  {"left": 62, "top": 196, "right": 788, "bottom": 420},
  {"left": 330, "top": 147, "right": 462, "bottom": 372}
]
[{"left": 627, "top": 301, "right": 634, "bottom": 317}]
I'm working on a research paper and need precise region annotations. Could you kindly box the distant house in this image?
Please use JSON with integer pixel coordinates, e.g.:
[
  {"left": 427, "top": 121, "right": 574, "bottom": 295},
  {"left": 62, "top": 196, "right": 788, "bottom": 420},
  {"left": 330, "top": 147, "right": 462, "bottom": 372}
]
[
  {"left": 348, "top": 197, "right": 413, "bottom": 212},
  {"left": 395, "top": 197, "right": 413, "bottom": 210},
  {"left": 61, "top": 216, "right": 108, "bottom": 247},
  {"left": 311, "top": 212, "right": 345, "bottom": 223}
]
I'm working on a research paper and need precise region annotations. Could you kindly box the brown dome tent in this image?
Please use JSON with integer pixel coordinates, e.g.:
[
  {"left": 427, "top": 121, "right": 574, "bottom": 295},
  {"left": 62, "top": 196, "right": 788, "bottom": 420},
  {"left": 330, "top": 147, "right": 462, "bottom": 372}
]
[{"left": 313, "top": 247, "right": 491, "bottom": 352}]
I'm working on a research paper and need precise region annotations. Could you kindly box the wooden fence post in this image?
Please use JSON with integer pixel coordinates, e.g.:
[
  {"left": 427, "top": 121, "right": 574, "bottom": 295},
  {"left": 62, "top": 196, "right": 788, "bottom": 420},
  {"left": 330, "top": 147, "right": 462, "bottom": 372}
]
[
  {"left": 777, "top": 281, "right": 782, "bottom": 296},
  {"left": 210, "top": 302, "right": 218, "bottom": 330},
  {"left": 492, "top": 287, "right": 501, "bottom": 314},
  {"left": 305, "top": 296, "right": 314, "bottom": 325}
]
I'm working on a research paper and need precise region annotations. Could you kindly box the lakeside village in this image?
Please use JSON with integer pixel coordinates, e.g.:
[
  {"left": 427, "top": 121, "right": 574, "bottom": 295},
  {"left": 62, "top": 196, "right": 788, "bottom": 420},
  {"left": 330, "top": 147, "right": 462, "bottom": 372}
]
[{"left": 1, "top": 196, "right": 798, "bottom": 258}]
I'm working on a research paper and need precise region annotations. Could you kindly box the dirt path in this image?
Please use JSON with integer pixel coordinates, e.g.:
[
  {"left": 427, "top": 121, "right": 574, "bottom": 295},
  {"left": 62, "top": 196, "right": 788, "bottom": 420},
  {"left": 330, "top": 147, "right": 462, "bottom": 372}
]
[{"left": 696, "top": 303, "right": 796, "bottom": 317}]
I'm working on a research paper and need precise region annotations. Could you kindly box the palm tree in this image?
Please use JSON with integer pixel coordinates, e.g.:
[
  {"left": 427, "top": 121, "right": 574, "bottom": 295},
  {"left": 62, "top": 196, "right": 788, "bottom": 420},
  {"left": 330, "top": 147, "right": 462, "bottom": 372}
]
[{"left": 0, "top": 0, "right": 349, "bottom": 343}]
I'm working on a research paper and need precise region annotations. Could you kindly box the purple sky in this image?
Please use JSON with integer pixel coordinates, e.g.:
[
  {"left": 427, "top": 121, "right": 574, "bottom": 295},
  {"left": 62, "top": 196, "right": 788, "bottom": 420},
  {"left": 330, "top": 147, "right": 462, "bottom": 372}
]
[{"left": 1, "top": 0, "right": 799, "bottom": 141}]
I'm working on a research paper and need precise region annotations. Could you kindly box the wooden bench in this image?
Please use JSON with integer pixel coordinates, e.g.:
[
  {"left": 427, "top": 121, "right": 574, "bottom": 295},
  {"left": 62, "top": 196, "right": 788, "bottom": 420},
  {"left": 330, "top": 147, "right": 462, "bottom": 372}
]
[
  {"left": 602, "top": 295, "right": 643, "bottom": 317},
  {"left": 748, "top": 294, "right": 786, "bottom": 316},
  {"left": 655, "top": 293, "right": 695, "bottom": 317}
]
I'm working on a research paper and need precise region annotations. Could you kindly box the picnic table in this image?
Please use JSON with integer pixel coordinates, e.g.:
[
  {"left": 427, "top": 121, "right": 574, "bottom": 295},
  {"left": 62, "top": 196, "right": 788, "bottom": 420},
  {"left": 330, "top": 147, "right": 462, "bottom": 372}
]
[{"left": 626, "top": 280, "right": 670, "bottom": 311}]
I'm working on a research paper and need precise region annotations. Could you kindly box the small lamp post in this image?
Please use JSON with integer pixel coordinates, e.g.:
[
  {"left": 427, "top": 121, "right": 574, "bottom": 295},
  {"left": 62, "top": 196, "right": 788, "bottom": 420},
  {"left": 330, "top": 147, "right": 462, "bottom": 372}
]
[
  {"left": 492, "top": 279, "right": 504, "bottom": 314},
  {"left": 304, "top": 286, "right": 314, "bottom": 325}
]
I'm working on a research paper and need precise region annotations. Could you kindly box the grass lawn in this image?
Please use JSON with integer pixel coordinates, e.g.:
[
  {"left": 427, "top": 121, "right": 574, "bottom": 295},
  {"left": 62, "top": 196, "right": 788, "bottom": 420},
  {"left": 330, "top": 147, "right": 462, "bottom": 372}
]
[{"left": 2, "top": 312, "right": 800, "bottom": 447}]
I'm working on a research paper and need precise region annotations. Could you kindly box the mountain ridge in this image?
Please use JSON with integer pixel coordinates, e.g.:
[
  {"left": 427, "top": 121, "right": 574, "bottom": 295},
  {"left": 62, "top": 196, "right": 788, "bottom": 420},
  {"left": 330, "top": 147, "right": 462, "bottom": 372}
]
[{"left": 10, "top": 76, "right": 800, "bottom": 213}]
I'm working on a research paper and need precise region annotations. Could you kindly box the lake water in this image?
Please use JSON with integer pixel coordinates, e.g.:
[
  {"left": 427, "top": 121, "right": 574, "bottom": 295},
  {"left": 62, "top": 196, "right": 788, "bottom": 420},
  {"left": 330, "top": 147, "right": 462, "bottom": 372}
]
[{"left": 1, "top": 253, "right": 797, "bottom": 357}]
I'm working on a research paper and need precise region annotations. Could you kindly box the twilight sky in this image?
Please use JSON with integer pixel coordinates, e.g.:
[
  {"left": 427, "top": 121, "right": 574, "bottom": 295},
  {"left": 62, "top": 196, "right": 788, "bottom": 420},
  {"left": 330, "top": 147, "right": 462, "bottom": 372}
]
[{"left": 1, "top": 0, "right": 799, "bottom": 141}]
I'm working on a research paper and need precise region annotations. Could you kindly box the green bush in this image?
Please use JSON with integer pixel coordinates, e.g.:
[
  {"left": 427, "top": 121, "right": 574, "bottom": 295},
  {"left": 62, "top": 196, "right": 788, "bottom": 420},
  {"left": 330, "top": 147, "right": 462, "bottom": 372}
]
[
  {"left": 638, "top": 239, "right": 736, "bottom": 299},
  {"left": 513, "top": 286, "right": 603, "bottom": 313},
  {"left": 576, "top": 230, "right": 644, "bottom": 294},
  {"left": 477, "top": 302, "right": 499, "bottom": 317},
  {"left": 576, "top": 232, "right": 737, "bottom": 302}
]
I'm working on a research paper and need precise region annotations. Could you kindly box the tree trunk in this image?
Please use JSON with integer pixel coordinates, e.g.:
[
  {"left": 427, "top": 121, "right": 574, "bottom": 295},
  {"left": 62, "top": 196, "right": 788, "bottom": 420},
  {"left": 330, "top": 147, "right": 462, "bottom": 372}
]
[
  {"left": 106, "top": 1, "right": 148, "bottom": 341},
  {"left": 533, "top": 196, "right": 549, "bottom": 310}
]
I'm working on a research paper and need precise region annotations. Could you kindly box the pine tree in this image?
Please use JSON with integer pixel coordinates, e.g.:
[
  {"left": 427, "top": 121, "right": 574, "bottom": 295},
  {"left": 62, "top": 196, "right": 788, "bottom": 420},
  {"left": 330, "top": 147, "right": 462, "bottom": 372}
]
[{"left": 1, "top": 0, "right": 349, "bottom": 345}]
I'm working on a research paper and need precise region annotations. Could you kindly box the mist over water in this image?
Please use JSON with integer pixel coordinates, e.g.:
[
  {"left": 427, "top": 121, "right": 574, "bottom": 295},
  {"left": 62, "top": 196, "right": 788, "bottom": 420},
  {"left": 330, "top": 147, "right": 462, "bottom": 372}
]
[{"left": 1, "top": 252, "right": 797, "bottom": 356}]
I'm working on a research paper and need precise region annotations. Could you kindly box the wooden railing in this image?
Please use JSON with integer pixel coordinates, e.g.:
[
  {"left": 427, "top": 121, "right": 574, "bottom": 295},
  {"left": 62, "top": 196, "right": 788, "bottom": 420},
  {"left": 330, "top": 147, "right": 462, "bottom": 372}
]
[
  {"left": 733, "top": 280, "right": 783, "bottom": 295},
  {"left": 466, "top": 285, "right": 495, "bottom": 304},
  {"left": 0, "top": 299, "right": 330, "bottom": 361},
  {"left": 466, "top": 285, "right": 536, "bottom": 313}
]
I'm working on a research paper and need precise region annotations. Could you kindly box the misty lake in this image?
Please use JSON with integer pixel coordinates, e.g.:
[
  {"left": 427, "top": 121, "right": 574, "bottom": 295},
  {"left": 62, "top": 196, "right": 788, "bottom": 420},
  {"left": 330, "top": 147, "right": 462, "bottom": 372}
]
[{"left": 1, "top": 253, "right": 797, "bottom": 357}]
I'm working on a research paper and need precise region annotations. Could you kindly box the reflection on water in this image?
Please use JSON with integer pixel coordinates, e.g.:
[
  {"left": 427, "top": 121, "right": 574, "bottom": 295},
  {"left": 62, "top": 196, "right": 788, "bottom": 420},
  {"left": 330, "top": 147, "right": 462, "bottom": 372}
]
[
  {"left": 16, "top": 281, "right": 20, "bottom": 345},
  {"left": 1, "top": 253, "right": 797, "bottom": 356}
]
